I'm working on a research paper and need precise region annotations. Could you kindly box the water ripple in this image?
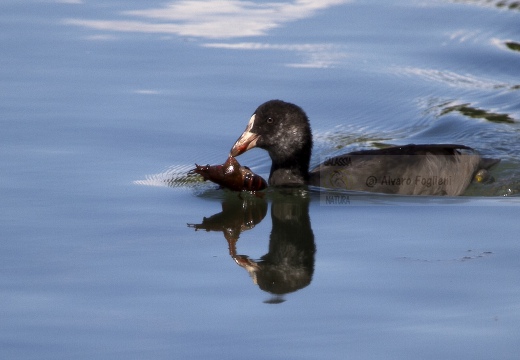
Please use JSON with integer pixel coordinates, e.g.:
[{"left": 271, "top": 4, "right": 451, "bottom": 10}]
[{"left": 64, "top": 0, "right": 352, "bottom": 39}]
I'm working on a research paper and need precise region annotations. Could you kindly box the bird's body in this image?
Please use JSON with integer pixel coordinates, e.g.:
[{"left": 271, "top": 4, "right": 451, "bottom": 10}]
[{"left": 230, "top": 100, "right": 498, "bottom": 196}]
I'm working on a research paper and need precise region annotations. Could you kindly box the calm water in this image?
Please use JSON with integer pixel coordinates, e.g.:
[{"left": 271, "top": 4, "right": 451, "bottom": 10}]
[{"left": 2, "top": 0, "right": 520, "bottom": 359}]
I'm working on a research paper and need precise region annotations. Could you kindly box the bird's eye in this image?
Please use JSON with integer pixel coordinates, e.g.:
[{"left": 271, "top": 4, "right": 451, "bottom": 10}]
[{"left": 267, "top": 117, "right": 273, "bottom": 124}]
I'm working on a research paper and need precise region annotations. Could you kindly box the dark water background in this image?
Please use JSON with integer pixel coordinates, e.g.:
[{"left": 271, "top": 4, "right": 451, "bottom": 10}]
[{"left": 1, "top": 1, "right": 520, "bottom": 359}]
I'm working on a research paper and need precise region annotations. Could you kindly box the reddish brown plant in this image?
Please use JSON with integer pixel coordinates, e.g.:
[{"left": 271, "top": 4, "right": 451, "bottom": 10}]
[{"left": 189, "top": 156, "right": 267, "bottom": 192}]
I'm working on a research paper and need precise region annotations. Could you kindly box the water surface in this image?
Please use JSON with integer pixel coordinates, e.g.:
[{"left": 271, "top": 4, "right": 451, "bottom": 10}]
[{"left": 1, "top": 1, "right": 520, "bottom": 359}]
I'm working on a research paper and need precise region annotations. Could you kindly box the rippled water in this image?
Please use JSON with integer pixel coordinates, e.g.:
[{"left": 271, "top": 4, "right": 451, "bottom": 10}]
[{"left": 1, "top": 1, "right": 520, "bottom": 359}]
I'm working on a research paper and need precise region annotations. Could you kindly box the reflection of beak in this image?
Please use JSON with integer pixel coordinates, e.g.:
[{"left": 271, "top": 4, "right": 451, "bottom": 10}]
[
  {"left": 230, "top": 114, "right": 260, "bottom": 157},
  {"left": 234, "top": 255, "right": 260, "bottom": 284}
]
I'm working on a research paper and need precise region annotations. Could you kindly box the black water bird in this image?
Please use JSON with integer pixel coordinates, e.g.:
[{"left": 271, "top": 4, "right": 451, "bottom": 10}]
[{"left": 230, "top": 100, "right": 499, "bottom": 195}]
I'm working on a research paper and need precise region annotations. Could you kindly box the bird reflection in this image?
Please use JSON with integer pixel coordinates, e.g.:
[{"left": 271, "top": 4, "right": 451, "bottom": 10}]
[{"left": 188, "top": 190, "right": 316, "bottom": 303}]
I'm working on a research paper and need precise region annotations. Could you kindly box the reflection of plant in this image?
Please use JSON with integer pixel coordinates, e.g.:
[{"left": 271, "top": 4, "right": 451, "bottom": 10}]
[
  {"left": 455, "top": 0, "right": 520, "bottom": 11},
  {"left": 441, "top": 103, "right": 516, "bottom": 124},
  {"left": 505, "top": 41, "right": 520, "bottom": 52},
  {"left": 495, "top": 0, "right": 520, "bottom": 10},
  {"left": 187, "top": 194, "right": 268, "bottom": 248}
]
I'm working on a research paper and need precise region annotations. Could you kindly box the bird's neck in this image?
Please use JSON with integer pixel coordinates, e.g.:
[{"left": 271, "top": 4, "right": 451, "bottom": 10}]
[{"left": 269, "top": 147, "right": 311, "bottom": 186}]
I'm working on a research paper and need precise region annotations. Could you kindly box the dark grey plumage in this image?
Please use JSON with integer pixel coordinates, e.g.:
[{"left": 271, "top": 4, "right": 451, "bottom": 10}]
[{"left": 230, "top": 100, "right": 499, "bottom": 195}]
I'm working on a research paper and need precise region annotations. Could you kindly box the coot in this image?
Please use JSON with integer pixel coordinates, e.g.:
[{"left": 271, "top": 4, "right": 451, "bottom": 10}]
[{"left": 229, "top": 100, "right": 499, "bottom": 195}]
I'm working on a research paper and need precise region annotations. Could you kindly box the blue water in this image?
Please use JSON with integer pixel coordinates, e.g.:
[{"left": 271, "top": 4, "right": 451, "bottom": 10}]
[{"left": 1, "top": 1, "right": 520, "bottom": 359}]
